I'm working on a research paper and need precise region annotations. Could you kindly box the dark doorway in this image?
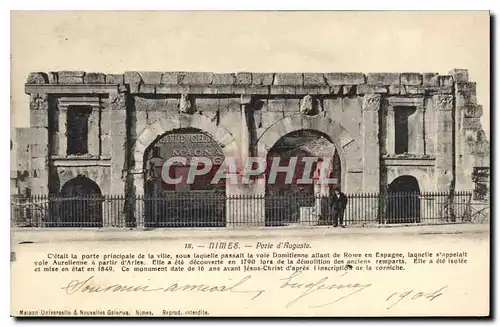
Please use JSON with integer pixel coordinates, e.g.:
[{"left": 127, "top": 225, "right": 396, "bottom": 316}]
[
  {"left": 386, "top": 175, "right": 421, "bottom": 223},
  {"left": 143, "top": 128, "right": 226, "bottom": 228},
  {"left": 265, "top": 129, "right": 341, "bottom": 226},
  {"left": 56, "top": 176, "right": 103, "bottom": 227}
]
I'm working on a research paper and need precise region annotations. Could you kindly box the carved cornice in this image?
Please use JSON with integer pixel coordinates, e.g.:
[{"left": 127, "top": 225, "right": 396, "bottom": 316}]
[{"left": 26, "top": 84, "right": 119, "bottom": 95}]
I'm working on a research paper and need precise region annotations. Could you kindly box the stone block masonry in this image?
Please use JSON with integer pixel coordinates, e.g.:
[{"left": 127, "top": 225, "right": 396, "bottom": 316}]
[{"left": 17, "top": 69, "right": 489, "bottom": 227}]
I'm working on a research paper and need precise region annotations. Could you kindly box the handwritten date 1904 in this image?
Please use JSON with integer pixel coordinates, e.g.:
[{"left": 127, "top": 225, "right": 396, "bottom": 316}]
[{"left": 386, "top": 286, "right": 448, "bottom": 310}]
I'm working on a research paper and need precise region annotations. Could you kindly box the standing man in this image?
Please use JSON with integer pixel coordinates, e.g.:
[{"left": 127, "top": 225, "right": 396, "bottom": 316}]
[{"left": 330, "top": 188, "right": 348, "bottom": 228}]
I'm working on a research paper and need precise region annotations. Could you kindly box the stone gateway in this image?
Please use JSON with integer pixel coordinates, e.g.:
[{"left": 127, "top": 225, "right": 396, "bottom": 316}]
[{"left": 14, "top": 70, "right": 490, "bottom": 227}]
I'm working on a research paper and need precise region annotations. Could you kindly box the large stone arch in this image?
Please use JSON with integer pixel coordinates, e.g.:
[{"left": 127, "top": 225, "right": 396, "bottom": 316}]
[
  {"left": 256, "top": 114, "right": 358, "bottom": 191},
  {"left": 132, "top": 113, "right": 237, "bottom": 172}
]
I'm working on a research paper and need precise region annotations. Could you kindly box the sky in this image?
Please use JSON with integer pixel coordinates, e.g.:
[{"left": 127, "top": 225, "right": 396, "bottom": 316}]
[{"left": 11, "top": 11, "right": 490, "bottom": 134}]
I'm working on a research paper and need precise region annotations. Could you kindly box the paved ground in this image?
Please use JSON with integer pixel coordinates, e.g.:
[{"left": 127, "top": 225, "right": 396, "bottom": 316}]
[{"left": 11, "top": 223, "right": 490, "bottom": 244}]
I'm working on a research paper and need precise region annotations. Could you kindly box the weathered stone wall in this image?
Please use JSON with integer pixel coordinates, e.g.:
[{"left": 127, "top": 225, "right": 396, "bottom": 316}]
[
  {"left": 20, "top": 70, "right": 489, "bottom": 209},
  {"left": 448, "top": 69, "right": 489, "bottom": 192},
  {"left": 15, "top": 127, "right": 48, "bottom": 195}
]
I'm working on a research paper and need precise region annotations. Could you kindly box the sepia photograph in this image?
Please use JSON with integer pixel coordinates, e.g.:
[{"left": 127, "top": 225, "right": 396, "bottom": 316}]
[{"left": 9, "top": 10, "right": 491, "bottom": 317}]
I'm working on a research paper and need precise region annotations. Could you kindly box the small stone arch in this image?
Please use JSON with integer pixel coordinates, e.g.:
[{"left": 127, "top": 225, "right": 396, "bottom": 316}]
[
  {"left": 387, "top": 170, "right": 431, "bottom": 194},
  {"left": 386, "top": 175, "right": 421, "bottom": 224},
  {"left": 388, "top": 175, "right": 421, "bottom": 193},
  {"left": 58, "top": 168, "right": 107, "bottom": 195},
  {"left": 132, "top": 114, "right": 237, "bottom": 172},
  {"left": 257, "top": 114, "right": 357, "bottom": 191},
  {"left": 57, "top": 176, "right": 103, "bottom": 227}
]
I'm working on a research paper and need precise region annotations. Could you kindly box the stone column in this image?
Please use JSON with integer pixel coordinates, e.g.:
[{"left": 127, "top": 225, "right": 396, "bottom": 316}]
[
  {"left": 361, "top": 94, "right": 381, "bottom": 222},
  {"left": 433, "top": 94, "right": 454, "bottom": 192},
  {"left": 385, "top": 106, "right": 395, "bottom": 155}
]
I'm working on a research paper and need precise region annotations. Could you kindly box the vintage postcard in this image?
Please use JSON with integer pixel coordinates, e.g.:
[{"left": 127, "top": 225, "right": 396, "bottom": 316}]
[{"left": 10, "top": 11, "right": 490, "bottom": 317}]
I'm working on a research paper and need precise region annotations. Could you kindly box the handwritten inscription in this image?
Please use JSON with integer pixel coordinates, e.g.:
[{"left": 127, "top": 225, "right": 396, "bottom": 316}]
[
  {"left": 62, "top": 275, "right": 265, "bottom": 300},
  {"left": 385, "top": 286, "right": 448, "bottom": 310},
  {"left": 279, "top": 271, "right": 372, "bottom": 308},
  {"left": 59, "top": 271, "right": 446, "bottom": 310}
]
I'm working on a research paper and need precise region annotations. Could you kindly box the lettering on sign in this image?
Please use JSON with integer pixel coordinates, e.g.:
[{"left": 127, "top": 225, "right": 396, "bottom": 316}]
[
  {"left": 150, "top": 132, "right": 225, "bottom": 166},
  {"left": 172, "top": 149, "right": 224, "bottom": 157},
  {"left": 158, "top": 133, "right": 215, "bottom": 144}
]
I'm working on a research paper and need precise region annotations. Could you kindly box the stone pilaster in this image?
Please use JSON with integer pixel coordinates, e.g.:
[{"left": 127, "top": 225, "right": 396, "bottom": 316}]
[
  {"left": 87, "top": 104, "right": 101, "bottom": 156},
  {"left": 239, "top": 95, "right": 251, "bottom": 171},
  {"left": 57, "top": 107, "right": 67, "bottom": 156},
  {"left": 100, "top": 101, "right": 112, "bottom": 158},
  {"left": 108, "top": 92, "right": 128, "bottom": 195},
  {"left": 104, "top": 92, "right": 129, "bottom": 227},
  {"left": 29, "top": 93, "right": 49, "bottom": 129},
  {"left": 226, "top": 95, "right": 266, "bottom": 227},
  {"left": 362, "top": 94, "right": 381, "bottom": 192},
  {"left": 385, "top": 106, "right": 395, "bottom": 155},
  {"left": 414, "top": 105, "right": 425, "bottom": 155},
  {"left": 433, "top": 94, "right": 454, "bottom": 192},
  {"left": 361, "top": 94, "right": 380, "bottom": 222},
  {"left": 27, "top": 94, "right": 50, "bottom": 195}
]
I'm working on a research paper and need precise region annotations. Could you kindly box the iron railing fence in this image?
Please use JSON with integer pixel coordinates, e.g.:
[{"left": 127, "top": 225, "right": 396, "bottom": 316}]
[{"left": 11, "top": 191, "right": 476, "bottom": 228}]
